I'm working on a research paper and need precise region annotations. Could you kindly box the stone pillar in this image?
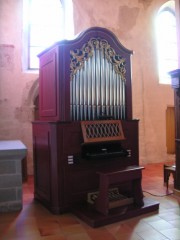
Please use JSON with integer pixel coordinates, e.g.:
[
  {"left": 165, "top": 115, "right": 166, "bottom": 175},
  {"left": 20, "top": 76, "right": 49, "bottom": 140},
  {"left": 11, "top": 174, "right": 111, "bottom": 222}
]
[{"left": 0, "top": 140, "right": 27, "bottom": 212}]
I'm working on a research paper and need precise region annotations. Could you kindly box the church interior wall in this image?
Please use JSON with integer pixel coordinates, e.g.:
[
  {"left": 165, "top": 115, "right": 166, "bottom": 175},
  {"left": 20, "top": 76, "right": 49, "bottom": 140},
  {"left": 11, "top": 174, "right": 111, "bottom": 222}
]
[{"left": 0, "top": 0, "right": 175, "bottom": 175}]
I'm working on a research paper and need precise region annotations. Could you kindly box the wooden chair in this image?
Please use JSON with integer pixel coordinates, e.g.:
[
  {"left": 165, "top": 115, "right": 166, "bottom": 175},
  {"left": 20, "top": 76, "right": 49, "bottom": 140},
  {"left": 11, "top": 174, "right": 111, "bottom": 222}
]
[{"left": 163, "top": 164, "right": 176, "bottom": 189}]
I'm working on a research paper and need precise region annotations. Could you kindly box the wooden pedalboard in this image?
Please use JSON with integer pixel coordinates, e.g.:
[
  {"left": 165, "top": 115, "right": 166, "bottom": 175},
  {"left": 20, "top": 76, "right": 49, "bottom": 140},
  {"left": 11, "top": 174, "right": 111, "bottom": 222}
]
[{"left": 87, "top": 187, "right": 134, "bottom": 209}]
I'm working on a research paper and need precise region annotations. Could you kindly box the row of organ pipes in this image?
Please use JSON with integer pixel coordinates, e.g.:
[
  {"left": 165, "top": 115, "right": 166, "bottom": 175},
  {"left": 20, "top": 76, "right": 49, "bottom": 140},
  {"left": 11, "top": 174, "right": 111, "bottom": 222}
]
[{"left": 70, "top": 40, "right": 126, "bottom": 121}]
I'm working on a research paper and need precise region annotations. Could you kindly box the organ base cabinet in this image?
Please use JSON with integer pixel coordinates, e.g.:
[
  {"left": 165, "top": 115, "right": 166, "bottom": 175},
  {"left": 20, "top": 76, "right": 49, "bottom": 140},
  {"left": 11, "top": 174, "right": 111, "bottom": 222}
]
[{"left": 33, "top": 120, "right": 159, "bottom": 227}]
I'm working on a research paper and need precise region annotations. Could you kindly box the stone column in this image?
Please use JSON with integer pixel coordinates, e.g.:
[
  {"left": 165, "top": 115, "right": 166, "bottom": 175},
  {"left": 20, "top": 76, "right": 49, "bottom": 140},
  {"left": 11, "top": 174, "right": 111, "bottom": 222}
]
[{"left": 0, "top": 140, "right": 27, "bottom": 212}]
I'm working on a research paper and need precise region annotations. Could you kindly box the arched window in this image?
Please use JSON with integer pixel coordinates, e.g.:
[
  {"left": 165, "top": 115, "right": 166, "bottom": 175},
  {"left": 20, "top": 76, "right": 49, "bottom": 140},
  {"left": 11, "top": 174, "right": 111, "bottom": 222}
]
[
  {"left": 155, "top": 0, "right": 178, "bottom": 84},
  {"left": 23, "top": 0, "right": 74, "bottom": 70}
]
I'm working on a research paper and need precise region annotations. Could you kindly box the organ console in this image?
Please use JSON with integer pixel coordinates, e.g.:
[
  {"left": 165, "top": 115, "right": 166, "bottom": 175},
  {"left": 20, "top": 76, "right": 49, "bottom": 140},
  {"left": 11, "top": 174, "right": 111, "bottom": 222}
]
[{"left": 32, "top": 27, "right": 159, "bottom": 227}]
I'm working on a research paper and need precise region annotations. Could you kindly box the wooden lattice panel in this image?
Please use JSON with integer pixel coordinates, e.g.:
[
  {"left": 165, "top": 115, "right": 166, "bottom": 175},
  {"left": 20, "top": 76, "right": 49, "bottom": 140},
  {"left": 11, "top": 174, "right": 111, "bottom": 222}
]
[{"left": 81, "top": 120, "right": 125, "bottom": 143}]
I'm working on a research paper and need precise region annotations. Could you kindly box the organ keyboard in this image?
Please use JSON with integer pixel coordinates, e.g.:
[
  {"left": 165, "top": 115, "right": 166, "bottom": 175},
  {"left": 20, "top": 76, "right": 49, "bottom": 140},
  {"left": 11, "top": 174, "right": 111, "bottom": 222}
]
[{"left": 81, "top": 119, "right": 130, "bottom": 159}]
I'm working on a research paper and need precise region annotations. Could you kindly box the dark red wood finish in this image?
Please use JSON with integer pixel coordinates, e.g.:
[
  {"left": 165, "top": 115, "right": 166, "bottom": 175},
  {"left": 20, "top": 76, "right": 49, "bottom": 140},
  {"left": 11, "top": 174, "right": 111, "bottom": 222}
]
[
  {"left": 33, "top": 120, "right": 139, "bottom": 213},
  {"left": 33, "top": 27, "right": 159, "bottom": 226},
  {"left": 38, "top": 27, "right": 133, "bottom": 121},
  {"left": 169, "top": 69, "right": 180, "bottom": 190}
]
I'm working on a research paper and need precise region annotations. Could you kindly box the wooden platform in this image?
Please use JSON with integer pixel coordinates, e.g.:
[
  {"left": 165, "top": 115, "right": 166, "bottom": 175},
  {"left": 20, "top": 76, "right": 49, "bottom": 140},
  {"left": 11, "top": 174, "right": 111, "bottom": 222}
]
[{"left": 73, "top": 197, "right": 159, "bottom": 228}]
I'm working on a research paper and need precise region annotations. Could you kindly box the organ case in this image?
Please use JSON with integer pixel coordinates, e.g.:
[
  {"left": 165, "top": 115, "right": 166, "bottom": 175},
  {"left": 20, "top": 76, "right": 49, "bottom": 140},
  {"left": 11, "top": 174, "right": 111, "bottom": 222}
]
[
  {"left": 38, "top": 27, "right": 132, "bottom": 122},
  {"left": 33, "top": 27, "right": 159, "bottom": 227}
]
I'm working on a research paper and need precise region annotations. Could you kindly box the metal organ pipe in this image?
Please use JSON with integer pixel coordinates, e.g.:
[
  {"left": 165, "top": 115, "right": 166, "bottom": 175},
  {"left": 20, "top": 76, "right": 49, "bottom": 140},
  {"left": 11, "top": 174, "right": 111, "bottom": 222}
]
[{"left": 70, "top": 38, "right": 126, "bottom": 121}]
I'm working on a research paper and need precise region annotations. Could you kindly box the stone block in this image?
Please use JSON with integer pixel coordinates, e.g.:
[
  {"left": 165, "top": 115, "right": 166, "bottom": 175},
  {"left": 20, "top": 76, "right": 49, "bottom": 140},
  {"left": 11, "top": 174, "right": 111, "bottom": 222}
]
[
  {"left": 0, "top": 160, "right": 16, "bottom": 174},
  {"left": 0, "top": 174, "right": 22, "bottom": 188},
  {"left": 0, "top": 140, "right": 27, "bottom": 212},
  {"left": 0, "top": 188, "right": 16, "bottom": 202}
]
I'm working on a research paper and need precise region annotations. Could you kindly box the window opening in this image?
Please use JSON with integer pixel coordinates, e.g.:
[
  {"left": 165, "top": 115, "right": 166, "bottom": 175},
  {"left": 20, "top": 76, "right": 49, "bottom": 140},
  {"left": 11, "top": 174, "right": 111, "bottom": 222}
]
[
  {"left": 155, "top": 1, "right": 178, "bottom": 84},
  {"left": 23, "top": 0, "right": 74, "bottom": 70}
]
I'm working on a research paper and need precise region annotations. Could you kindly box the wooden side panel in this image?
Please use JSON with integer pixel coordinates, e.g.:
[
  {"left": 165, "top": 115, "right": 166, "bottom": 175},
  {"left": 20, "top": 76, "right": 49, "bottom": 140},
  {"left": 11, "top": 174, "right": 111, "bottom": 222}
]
[
  {"left": 32, "top": 122, "right": 61, "bottom": 213},
  {"left": 169, "top": 69, "right": 180, "bottom": 191},
  {"left": 175, "top": 140, "right": 180, "bottom": 189},
  {"left": 174, "top": 90, "right": 180, "bottom": 190},
  {"left": 39, "top": 50, "right": 58, "bottom": 119},
  {"left": 166, "top": 106, "right": 175, "bottom": 154},
  {"left": 33, "top": 123, "right": 51, "bottom": 203},
  {"left": 174, "top": 90, "right": 180, "bottom": 138}
]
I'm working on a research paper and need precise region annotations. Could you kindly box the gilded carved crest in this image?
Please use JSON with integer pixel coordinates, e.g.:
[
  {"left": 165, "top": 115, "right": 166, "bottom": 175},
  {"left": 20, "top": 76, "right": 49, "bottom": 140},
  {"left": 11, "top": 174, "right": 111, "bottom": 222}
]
[{"left": 70, "top": 38, "right": 126, "bottom": 81}]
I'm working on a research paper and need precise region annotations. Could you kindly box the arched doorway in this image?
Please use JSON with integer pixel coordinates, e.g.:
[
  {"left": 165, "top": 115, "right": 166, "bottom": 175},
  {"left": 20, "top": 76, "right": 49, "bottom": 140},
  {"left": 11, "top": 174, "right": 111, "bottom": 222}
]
[{"left": 21, "top": 79, "right": 39, "bottom": 180}]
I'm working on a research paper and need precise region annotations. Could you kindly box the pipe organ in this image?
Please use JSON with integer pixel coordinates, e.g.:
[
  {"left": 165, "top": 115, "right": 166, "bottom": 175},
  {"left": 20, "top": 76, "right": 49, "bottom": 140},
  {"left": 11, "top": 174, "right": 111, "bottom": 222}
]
[{"left": 33, "top": 27, "right": 159, "bottom": 227}]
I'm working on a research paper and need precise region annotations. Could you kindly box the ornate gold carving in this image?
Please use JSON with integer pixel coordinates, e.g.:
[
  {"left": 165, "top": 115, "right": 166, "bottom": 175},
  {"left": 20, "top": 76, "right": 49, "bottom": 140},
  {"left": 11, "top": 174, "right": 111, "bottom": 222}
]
[{"left": 70, "top": 38, "right": 126, "bottom": 80}]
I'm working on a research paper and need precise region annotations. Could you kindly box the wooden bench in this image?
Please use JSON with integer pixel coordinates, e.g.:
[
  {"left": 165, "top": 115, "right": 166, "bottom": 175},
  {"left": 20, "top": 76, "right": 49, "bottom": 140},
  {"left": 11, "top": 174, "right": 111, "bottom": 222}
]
[{"left": 164, "top": 164, "right": 176, "bottom": 189}]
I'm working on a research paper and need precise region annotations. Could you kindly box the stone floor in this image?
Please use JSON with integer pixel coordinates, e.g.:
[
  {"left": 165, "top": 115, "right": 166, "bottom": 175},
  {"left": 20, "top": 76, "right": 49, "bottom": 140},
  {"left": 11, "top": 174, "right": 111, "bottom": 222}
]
[{"left": 0, "top": 162, "right": 180, "bottom": 240}]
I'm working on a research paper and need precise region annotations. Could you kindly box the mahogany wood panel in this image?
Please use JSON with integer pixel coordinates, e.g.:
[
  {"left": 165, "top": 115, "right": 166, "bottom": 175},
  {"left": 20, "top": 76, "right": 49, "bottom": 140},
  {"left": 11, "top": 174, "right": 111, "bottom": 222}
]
[
  {"left": 39, "top": 51, "right": 58, "bottom": 118},
  {"left": 33, "top": 123, "right": 62, "bottom": 213}
]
